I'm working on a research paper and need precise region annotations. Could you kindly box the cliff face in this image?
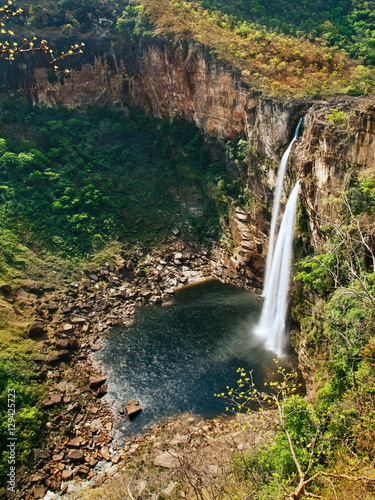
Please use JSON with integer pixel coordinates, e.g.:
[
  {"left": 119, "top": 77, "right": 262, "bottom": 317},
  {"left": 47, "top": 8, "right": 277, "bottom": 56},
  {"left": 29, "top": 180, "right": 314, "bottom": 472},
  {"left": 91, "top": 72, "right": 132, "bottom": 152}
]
[
  {"left": 3, "top": 39, "right": 308, "bottom": 154},
  {"left": 296, "top": 101, "right": 375, "bottom": 247},
  {"left": 1, "top": 37, "right": 374, "bottom": 274}
]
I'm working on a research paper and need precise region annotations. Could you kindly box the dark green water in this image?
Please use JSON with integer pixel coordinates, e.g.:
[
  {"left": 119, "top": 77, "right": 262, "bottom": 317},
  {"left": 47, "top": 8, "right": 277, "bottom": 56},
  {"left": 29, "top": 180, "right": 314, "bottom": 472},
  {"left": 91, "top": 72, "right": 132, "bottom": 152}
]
[{"left": 94, "top": 280, "right": 279, "bottom": 435}]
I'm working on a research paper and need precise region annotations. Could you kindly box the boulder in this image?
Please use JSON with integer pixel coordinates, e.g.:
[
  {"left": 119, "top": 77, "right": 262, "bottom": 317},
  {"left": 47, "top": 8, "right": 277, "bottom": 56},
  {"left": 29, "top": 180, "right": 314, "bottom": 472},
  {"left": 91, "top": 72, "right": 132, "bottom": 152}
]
[
  {"left": 56, "top": 349, "right": 70, "bottom": 361},
  {"left": 95, "top": 384, "right": 108, "bottom": 398},
  {"left": 100, "top": 446, "right": 110, "bottom": 461},
  {"left": 47, "top": 303, "right": 59, "bottom": 313},
  {"left": 68, "top": 450, "right": 84, "bottom": 462},
  {"left": 89, "top": 419, "right": 103, "bottom": 433},
  {"left": 25, "top": 283, "right": 45, "bottom": 296},
  {"left": 71, "top": 317, "right": 86, "bottom": 324},
  {"left": 89, "top": 376, "right": 107, "bottom": 390},
  {"left": 42, "top": 393, "right": 62, "bottom": 407},
  {"left": 127, "top": 399, "right": 139, "bottom": 406},
  {"left": 67, "top": 437, "right": 82, "bottom": 447},
  {"left": 93, "top": 473, "right": 106, "bottom": 487},
  {"left": 55, "top": 337, "right": 78, "bottom": 350},
  {"left": 16, "top": 288, "right": 29, "bottom": 298},
  {"left": 61, "top": 469, "right": 73, "bottom": 480},
  {"left": 28, "top": 321, "right": 46, "bottom": 338},
  {"left": 105, "top": 464, "right": 118, "bottom": 477},
  {"left": 32, "top": 485, "right": 45, "bottom": 499},
  {"left": 55, "top": 339, "right": 70, "bottom": 350},
  {"left": 76, "top": 464, "right": 90, "bottom": 476},
  {"left": 33, "top": 449, "right": 50, "bottom": 460},
  {"left": 154, "top": 451, "right": 181, "bottom": 468},
  {"left": 0, "top": 284, "right": 12, "bottom": 294},
  {"left": 47, "top": 353, "right": 60, "bottom": 364},
  {"left": 125, "top": 400, "right": 143, "bottom": 419}
]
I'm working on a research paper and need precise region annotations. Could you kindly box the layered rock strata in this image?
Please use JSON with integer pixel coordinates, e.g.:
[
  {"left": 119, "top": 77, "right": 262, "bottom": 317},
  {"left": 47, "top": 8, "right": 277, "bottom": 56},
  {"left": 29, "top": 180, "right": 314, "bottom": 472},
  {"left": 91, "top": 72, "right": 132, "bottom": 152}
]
[{"left": 1, "top": 38, "right": 374, "bottom": 259}]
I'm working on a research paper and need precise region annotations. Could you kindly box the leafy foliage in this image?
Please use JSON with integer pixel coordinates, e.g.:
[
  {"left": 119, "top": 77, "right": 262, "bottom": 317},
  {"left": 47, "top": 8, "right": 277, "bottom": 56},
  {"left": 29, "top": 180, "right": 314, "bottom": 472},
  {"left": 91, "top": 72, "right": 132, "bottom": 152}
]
[
  {"left": 0, "top": 0, "right": 84, "bottom": 72},
  {"left": 138, "top": 0, "right": 375, "bottom": 97},
  {"left": 0, "top": 100, "right": 224, "bottom": 256},
  {"left": 0, "top": 355, "right": 43, "bottom": 479},
  {"left": 222, "top": 361, "right": 375, "bottom": 498},
  {"left": 200, "top": 0, "right": 375, "bottom": 67},
  {"left": 325, "top": 108, "right": 349, "bottom": 125},
  {"left": 292, "top": 182, "right": 375, "bottom": 494}
]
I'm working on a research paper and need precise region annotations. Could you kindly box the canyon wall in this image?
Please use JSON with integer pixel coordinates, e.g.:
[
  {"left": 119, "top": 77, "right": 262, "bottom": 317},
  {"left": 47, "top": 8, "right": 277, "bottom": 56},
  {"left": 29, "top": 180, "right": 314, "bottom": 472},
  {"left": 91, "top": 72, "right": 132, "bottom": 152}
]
[{"left": 1, "top": 37, "right": 374, "bottom": 275}]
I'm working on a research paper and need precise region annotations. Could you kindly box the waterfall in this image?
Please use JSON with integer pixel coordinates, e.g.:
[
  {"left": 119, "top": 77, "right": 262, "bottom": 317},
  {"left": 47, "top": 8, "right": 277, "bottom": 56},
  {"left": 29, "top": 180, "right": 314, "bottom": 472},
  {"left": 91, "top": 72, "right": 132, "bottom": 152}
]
[
  {"left": 262, "top": 118, "right": 302, "bottom": 298},
  {"left": 255, "top": 180, "right": 300, "bottom": 355}
]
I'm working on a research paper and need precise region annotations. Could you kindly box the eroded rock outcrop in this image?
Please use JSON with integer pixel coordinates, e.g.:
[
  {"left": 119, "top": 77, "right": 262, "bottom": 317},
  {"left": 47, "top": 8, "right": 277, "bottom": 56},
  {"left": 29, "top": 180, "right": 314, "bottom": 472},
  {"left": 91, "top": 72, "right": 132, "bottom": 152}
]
[{"left": 295, "top": 100, "right": 375, "bottom": 248}]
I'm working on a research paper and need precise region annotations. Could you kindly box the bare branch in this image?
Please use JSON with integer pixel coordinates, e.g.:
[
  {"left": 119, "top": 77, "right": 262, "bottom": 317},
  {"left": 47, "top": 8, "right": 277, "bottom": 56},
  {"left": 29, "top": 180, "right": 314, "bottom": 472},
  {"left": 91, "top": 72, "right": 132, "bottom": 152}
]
[{"left": 0, "top": 1, "right": 84, "bottom": 73}]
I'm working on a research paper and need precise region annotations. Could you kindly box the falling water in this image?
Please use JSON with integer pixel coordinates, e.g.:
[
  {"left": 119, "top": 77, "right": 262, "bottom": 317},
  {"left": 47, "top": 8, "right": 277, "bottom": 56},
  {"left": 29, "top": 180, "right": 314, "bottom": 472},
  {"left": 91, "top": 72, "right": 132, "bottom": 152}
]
[
  {"left": 262, "top": 118, "right": 302, "bottom": 298},
  {"left": 255, "top": 180, "right": 300, "bottom": 355}
]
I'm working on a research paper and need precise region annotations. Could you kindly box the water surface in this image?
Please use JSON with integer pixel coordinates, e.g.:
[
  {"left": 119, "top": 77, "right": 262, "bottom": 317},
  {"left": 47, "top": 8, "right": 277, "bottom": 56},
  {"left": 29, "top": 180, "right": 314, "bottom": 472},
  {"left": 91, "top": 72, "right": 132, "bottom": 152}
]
[{"left": 94, "top": 280, "right": 278, "bottom": 435}]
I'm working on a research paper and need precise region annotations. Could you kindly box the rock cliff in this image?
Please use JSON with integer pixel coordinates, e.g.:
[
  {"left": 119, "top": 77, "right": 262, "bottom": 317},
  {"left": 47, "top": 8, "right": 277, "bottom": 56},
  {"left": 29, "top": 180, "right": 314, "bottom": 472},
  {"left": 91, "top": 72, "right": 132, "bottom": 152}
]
[{"left": 1, "top": 37, "right": 374, "bottom": 272}]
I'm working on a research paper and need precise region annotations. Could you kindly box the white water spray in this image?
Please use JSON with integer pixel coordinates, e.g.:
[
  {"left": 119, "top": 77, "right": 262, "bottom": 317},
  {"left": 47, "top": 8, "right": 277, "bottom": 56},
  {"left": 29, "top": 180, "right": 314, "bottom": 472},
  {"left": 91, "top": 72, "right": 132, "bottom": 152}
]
[
  {"left": 262, "top": 118, "right": 302, "bottom": 298},
  {"left": 255, "top": 180, "right": 300, "bottom": 355}
]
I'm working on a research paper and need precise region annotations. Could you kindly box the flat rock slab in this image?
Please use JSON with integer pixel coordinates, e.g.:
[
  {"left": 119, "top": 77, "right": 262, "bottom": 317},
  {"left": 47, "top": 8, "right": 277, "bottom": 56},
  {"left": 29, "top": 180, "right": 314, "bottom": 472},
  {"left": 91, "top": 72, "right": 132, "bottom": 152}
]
[
  {"left": 100, "top": 446, "right": 110, "bottom": 461},
  {"left": 61, "top": 469, "right": 73, "bottom": 480},
  {"left": 126, "top": 405, "right": 142, "bottom": 418},
  {"left": 127, "top": 399, "right": 139, "bottom": 406},
  {"left": 105, "top": 464, "right": 118, "bottom": 477},
  {"left": 42, "top": 393, "right": 62, "bottom": 407},
  {"left": 33, "top": 449, "right": 50, "bottom": 459},
  {"left": 32, "top": 485, "right": 45, "bottom": 499},
  {"left": 67, "top": 437, "right": 82, "bottom": 447},
  {"left": 55, "top": 338, "right": 77, "bottom": 350},
  {"left": 25, "top": 283, "right": 45, "bottom": 296},
  {"left": 68, "top": 450, "right": 84, "bottom": 461},
  {"left": 154, "top": 451, "right": 181, "bottom": 468},
  {"left": 89, "top": 376, "right": 107, "bottom": 390}
]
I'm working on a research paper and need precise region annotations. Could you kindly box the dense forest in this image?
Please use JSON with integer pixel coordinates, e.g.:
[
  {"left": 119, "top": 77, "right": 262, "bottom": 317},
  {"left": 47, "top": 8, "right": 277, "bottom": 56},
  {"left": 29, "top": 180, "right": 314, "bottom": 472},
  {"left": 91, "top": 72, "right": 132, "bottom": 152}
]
[{"left": 0, "top": 101, "right": 222, "bottom": 257}]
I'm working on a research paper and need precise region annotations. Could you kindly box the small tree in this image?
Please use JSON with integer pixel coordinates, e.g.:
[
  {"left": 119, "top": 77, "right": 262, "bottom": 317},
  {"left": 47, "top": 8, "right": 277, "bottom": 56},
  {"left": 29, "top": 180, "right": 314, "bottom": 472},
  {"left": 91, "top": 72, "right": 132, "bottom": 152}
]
[{"left": 220, "top": 360, "right": 375, "bottom": 499}]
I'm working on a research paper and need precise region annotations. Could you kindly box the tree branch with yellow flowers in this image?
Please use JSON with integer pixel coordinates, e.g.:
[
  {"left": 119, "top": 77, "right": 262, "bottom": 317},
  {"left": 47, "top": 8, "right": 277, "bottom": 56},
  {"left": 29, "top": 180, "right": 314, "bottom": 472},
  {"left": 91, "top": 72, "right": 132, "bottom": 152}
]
[
  {"left": 219, "top": 360, "right": 375, "bottom": 499},
  {"left": 0, "top": 0, "right": 84, "bottom": 73}
]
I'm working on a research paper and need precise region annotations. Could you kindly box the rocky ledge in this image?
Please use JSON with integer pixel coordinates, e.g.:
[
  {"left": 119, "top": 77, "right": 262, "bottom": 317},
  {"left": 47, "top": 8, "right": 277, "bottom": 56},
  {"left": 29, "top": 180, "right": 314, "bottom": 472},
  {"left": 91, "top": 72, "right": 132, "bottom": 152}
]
[{"left": 2, "top": 240, "right": 262, "bottom": 499}]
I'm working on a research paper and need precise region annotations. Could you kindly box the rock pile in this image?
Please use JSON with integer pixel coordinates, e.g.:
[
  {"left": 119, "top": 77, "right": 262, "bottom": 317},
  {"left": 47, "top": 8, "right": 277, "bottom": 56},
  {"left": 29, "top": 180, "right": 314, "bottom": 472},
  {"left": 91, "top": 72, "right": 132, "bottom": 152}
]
[{"left": 8, "top": 240, "right": 263, "bottom": 498}]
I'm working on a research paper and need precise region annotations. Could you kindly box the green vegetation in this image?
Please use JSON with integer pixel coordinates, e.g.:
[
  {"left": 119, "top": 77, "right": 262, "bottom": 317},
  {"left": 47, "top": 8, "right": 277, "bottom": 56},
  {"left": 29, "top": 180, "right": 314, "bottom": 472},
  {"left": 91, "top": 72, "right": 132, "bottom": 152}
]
[
  {"left": 325, "top": 108, "right": 349, "bottom": 125},
  {"left": 0, "top": 0, "right": 374, "bottom": 497},
  {"left": 0, "top": 354, "right": 44, "bottom": 496},
  {"left": 3, "top": 0, "right": 374, "bottom": 97},
  {"left": 0, "top": 100, "right": 225, "bottom": 258},
  {"left": 133, "top": 0, "right": 375, "bottom": 97},
  {"left": 221, "top": 360, "right": 375, "bottom": 498},
  {"left": 0, "top": 100, "right": 230, "bottom": 488},
  {"left": 15, "top": 0, "right": 375, "bottom": 73},
  {"left": 291, "top": 180, "right": 375, "bottom": 497},
  {"left": 201, "top": 0, "right": 375, "bottom": 67}
]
